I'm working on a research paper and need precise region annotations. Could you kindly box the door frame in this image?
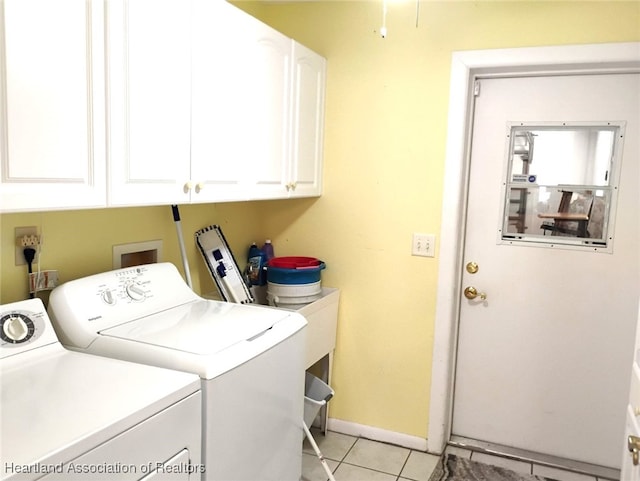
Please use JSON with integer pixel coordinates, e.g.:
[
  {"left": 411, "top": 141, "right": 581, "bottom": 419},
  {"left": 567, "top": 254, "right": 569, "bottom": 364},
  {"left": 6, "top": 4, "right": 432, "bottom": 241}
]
[{"left": 427, "top": 42, "right": 640, "bottom": 454}]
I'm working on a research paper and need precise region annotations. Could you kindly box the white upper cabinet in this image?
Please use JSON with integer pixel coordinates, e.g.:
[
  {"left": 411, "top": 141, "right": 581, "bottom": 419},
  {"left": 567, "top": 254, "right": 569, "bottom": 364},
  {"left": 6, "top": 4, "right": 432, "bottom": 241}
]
[
  {"left": 106, "top": 0, "right": 192, "bottom": 206},
  {"left": 190, "top": 0, "right": 253, "bottom": 203},
  {"left": 289, "top": 42, "right": 326, "bottom": 198},
  {"left": 243, "top": 17, "right": 293, "bottom": 200},
  {"left": 108, "top": 0, "right": 257, "bottom": 206},
  {"left": 0, "top": 0, "right": 106, "bottom": 212},
  {"left": 1, "top": 0, "right": 325, "bottom": 211},
  {"left": 244, "top": 18, "right": 326, "bottom": 200},
  {"left": 192, "top": 1, "right": 326, "bottom": 203}
]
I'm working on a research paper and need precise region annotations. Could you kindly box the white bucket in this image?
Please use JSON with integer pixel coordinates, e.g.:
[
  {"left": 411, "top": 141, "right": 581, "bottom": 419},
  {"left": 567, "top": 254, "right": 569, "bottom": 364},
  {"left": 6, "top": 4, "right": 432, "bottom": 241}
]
[
  {"left": 266, "top": 293, "right": 322, "bottom": 309},
  {"left": 267, "top": 281, "right": 322, "bottom": 308},
  {"left": 267, "top": 281, "right": 321, "bottom": 297}
]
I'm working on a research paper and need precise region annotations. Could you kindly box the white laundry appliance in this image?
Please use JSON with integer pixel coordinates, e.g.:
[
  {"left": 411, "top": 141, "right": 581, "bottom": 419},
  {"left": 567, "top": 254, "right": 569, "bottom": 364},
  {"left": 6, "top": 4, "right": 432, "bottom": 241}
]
[
  {"left": 47, "top": 262, "right": 308, "bottom": 481},
  {"left": 1, "top": 297, "right": 202, "bottom": 481}
]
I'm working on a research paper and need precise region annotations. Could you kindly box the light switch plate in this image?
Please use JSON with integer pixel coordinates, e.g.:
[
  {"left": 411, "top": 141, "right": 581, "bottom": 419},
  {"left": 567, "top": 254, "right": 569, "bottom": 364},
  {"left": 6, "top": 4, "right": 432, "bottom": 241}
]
[{"left": 412, "top": 233, "right": 436, "bottom": 257}]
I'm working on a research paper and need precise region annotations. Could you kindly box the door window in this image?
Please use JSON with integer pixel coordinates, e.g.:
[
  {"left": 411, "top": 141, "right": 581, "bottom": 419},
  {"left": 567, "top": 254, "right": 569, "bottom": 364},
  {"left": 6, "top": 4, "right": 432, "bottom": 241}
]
[{"left": 499, "top": 122, "right": 624, "bottom": 251}]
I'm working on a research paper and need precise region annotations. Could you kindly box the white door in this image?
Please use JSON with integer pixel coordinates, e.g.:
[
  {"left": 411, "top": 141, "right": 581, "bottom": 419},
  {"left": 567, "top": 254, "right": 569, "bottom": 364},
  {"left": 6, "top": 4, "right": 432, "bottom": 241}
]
[
  {"left": 452, "top": 73, "right": 639, "bottom": 470},
  {"left": 622, "top": 302, "right": 640, "bottom": 480}
]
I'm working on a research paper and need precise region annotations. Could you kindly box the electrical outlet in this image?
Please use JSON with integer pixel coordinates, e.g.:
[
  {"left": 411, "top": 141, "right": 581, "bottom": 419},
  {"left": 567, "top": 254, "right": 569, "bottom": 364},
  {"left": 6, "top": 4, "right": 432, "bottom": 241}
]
[
  {"left": 15, "top": 226, "right": 39, "bottom": 266},
  {"left": 412, "top": 233, "right": 436, "bottom": 257},
  {"left": 19, "top": 234, "right": 39, "bottom": 247}
]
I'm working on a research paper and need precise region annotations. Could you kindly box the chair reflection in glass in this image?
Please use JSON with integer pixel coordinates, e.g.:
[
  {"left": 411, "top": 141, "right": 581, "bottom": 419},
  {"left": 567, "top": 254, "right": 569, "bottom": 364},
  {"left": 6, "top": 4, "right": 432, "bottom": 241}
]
[{"left": 538, "top": 190, "right": 596, "bottom": 238}]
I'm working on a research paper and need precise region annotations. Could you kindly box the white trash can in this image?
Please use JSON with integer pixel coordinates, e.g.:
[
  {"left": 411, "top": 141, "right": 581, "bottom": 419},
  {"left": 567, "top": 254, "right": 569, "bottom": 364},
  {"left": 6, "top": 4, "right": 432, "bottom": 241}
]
[
  {"left": 304, "top": 372, "right": 334, "bottom": 428},
  {"left": 303, "top": 372, "right": 336, "bottom": 481}
]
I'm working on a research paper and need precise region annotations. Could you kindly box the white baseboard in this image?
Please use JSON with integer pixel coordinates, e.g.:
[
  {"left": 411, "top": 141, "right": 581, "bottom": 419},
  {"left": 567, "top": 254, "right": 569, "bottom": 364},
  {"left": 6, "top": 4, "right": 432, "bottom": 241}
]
[{"left": 327, "top": 418, "right": 428, "bottom": 452}]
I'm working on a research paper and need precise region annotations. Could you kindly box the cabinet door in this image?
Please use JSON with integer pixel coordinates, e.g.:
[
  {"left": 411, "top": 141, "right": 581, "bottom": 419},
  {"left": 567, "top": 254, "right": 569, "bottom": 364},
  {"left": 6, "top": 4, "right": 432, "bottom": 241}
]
[
  {"left": 0, "top": 0, "right": 106, "bottom": 212},
  {"left": 243, "top": 20, "right": 293, "bottom": 200},
  {"left": 190, "top": 0, "right": 252, "bottom": 203},
  {"left": 289, "top": 42, "right": 326, "bottom": 198},
  {"left": 107, "top": 0, "right": 191, "bottom": 206}
]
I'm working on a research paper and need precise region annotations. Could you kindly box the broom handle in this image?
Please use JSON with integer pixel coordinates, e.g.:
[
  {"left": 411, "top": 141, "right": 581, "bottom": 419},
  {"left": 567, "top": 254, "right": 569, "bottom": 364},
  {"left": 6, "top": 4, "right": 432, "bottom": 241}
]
[
  {"left": 171, "top": 205, "right": 193, "bottom": 289},
  {"left": 303, "top": 423, "right": 337, "bottom": 481}
]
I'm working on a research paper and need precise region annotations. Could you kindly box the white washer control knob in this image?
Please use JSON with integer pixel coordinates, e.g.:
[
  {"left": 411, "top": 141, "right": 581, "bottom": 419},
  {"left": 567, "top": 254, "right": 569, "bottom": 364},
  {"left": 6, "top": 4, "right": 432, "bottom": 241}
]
[
  {"left": 4, "top": 316, "right": 29, "bottom": 342},
  {"left": 101, "top": 289, "right": 116, "bottom": 305},
  {"left": 125, "top": 283, "right": 146, "bottom": 301}
]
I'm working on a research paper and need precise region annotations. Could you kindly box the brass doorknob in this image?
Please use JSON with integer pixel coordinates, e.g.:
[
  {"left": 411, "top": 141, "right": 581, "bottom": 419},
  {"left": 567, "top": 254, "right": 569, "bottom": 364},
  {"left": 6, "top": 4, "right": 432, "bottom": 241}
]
[
  {"left": 629, "top": 435, "right": 640, "bottom": 466},
  {"left": 464, "top": 286, "right": 487, "bottom": 300}
]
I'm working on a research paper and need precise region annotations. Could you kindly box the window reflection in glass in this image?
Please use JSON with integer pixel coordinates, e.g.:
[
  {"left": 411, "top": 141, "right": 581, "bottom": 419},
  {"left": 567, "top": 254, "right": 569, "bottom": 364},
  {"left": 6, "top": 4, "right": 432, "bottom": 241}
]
[
  {"left": 501, "top": 124, "right": 619, "bottom": 247},
  {"left": 505, "top": 186, "right": 609, "bottom": 242}
]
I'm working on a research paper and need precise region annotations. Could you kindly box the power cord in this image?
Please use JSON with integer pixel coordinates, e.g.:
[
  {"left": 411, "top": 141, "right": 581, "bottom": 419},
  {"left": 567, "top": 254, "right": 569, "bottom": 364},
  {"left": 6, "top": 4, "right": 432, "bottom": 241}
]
[{"left": 23, "top": 247, "right": 36, "bottom": 299}]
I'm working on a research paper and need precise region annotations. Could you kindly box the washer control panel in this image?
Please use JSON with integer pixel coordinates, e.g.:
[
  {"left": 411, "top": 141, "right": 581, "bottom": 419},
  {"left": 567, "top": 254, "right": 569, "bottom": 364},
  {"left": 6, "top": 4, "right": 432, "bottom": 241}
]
[
  {"left": 48, "top": 263, "right": 200, "bottom": 348},
  {"left": 96, "top": 267, "right": 153, "bottom": 307},
  {"left": 0, "top": 298, "right": 58, "bottom": 358}
]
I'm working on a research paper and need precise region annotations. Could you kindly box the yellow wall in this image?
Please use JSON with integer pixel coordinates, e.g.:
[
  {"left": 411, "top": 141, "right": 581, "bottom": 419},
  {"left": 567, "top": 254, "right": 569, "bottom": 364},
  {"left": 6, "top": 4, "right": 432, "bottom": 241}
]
[
  {"left": 0, "top": 202, "right": 288, "bottom": 302},
  {"left": 232, "top": 0, "right": 640, "bottom": 438},
  {"left": 2, "top": 0, "right": 639, "bottom": 442}
]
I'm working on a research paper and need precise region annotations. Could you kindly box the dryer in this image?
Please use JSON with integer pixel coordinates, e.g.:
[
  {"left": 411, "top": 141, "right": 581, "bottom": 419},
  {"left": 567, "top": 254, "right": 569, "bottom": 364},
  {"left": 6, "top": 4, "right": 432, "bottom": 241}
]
[
  {"left": 1, "top": 298, "right": 202, "bottom": 481},
  {"left": 47, "top": 262, "right": 307, "bottom": 481}
]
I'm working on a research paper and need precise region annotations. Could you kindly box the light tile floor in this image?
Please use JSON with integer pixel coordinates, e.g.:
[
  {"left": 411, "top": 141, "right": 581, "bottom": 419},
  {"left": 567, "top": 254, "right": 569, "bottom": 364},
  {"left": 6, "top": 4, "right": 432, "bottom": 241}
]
[{"left": 302, "top": 430, "right": 615, "bottom": 481}]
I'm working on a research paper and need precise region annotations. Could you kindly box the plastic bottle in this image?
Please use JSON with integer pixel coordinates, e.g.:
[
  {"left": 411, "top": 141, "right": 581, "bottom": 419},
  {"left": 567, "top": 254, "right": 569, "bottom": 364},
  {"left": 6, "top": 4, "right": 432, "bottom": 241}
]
[
  {"left": 261, "top": 239, "right": 275, "bottom": 261},
  {"left": 247, "top": 242, "right": 266, "bottom": 286}
]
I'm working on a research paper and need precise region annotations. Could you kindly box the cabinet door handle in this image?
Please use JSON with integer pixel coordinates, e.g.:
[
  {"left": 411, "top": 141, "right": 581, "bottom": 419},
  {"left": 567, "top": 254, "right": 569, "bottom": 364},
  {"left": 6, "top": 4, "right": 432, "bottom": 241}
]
[
  {"left": 195, "top": 182, "right": 204, "bottom": 194},
  {"left": 183, "top": 182, "right": 192, "bottom": 193}
]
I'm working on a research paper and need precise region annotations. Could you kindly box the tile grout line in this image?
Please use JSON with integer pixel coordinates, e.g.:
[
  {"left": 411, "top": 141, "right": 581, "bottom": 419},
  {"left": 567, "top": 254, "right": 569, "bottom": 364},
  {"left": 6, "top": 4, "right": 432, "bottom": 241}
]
[
  {"left": 395, "top": 448, "right": 412, "bottom": 481},
  {"left": 330, "top": 434, "right": 359, "bottom": 479},
  {"left": 333, "top": 436, "right": 417, "bottom": 481},
  {"left": 339, "top": 460, "right": 411, "bottom": 479}
]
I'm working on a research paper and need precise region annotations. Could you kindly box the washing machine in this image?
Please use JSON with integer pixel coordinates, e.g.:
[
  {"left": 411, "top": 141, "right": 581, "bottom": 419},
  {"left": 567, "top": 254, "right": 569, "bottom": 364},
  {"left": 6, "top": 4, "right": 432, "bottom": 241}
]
[
  {"left": 47, "top": 262, "right": 307, "bottom": 481},
  {"left": 1, "top": 297, "right": 202, "bottom": 481}
]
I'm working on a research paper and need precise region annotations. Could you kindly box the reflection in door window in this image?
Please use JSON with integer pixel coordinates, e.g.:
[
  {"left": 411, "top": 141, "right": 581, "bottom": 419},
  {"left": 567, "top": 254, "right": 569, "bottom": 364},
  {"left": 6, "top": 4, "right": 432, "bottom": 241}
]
[{"left": 500, "top": 123, "right": 623, "bottom": 250}]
